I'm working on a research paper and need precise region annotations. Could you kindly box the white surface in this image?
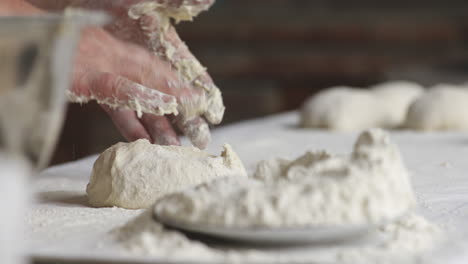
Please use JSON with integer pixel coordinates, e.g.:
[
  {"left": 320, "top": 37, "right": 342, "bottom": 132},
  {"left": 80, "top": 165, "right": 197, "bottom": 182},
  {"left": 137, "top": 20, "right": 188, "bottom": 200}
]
[{"left": 27, "top": 112, "right": 468, "bottom": 263}]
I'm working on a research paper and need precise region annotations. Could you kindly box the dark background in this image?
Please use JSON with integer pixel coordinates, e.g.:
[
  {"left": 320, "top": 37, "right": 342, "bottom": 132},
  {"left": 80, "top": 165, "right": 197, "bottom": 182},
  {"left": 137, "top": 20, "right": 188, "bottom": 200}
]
[{"left": 50, "top": 0, "right": 468, "bottom": 165}]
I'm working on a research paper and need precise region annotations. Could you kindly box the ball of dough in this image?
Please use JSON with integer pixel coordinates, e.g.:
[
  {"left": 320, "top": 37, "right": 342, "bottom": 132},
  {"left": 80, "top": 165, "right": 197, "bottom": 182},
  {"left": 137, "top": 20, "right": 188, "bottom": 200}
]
[
  {"left": 86, "top": 139, "right": 247, "bottom": 209},
  {"left": 300, "top": 81, "right": 424, "bottom": 131},
  {"left": 372, "top": 81, "right": 424, "bottom": 128},
  {"left": 300, "top": 86, "right": 382, "bottom": 131},
  {"left": 405, "top": 84, "right": 468, "bottom": 131}
]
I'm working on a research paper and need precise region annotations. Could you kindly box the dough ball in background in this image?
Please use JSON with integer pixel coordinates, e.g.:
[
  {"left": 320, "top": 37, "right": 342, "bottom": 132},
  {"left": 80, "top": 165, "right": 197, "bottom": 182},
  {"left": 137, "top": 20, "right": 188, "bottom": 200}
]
[
  {"left": 86, "top": 139, "right": 247, "bottom": 209},
  {"left": 300, "top": 81, "right": 424, "bottom": 131},
  {"left": 405, "top": 84, "right": 468, "bottom": 131},
  {"left": 300, "top": 87, "right": 382, "bottom": 131},
  {"left": 371, "top": 81, "right": 424, "bottom": 128}
]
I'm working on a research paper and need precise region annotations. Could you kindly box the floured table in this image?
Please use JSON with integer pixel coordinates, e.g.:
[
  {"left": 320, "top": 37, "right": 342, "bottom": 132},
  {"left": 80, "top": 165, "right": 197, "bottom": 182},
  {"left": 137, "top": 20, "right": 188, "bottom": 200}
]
[{"left": 27, "top": 112, "right": 468, "bottom": 263}]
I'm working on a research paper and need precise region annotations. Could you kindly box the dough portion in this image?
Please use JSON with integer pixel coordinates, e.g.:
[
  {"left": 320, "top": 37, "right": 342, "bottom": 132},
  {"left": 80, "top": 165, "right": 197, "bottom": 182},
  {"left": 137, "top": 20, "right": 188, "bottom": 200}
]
[
  {"left": 300, "top": 87, "right": 381, "bottom": 131},
  {"left": 300, "top": 81, "right": 424, "bottom": 131},
  {"left": 155, "top": 129, "right": 416, "bottom": 227},
  {"left": 87, "top": 139, "right": 247, "bottom": 209},
  {"left": 405, "top": 84, "right": 468, "bottom": 131},
  {"left": 372, "top": 81, "right": 425, "bottom": 128}
]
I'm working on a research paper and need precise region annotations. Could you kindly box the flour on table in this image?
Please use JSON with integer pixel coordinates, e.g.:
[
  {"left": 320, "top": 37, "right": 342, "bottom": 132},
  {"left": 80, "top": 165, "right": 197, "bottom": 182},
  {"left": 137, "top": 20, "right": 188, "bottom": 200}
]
[
  {"left": 300, "top": 81, "right": 423, "bottom": 130},
  {"left": 114, "top": 211, "right": 442, "bottom": 263},
  {"left": 86, "top": 139, "right": 246, "bottom": 209},
  {"left": 114, "top": 130, "right": 443, "bottom": 263},
  {"left": 405, "top": 84, "right": 468, "bottom": 131},
  {"left": 155, "top": 129, "right": 415, "bottom": 227}
]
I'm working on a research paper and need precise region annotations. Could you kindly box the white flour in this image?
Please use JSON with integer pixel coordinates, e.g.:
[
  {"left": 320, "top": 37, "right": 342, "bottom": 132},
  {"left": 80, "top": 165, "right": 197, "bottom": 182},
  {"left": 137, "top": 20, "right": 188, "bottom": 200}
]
[
  {"left": 114, "top": 207, "right": 442, "bottom": 263},
  {"left": 114, "top": 129, "right": 443, "bottom": 263},
  {"left": 155, "top": 129, "right": 415, "bottom": 227}
]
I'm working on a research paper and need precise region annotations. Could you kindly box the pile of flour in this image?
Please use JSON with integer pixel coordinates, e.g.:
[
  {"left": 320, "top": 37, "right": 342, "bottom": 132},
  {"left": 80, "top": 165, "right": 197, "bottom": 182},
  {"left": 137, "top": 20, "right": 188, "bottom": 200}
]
[
  {"left": 114, "top": 129, "right": 444, "bottom": 263},
  {"left": 154, "top": 129, "right": 415, "bottom": 227}
]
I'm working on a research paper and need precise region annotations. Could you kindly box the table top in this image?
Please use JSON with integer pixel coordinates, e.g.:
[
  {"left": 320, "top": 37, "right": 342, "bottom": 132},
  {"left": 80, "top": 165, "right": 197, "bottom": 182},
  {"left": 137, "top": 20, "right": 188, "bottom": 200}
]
[{"left": 27, "top": 112, "right": 468, "bottom": 264}]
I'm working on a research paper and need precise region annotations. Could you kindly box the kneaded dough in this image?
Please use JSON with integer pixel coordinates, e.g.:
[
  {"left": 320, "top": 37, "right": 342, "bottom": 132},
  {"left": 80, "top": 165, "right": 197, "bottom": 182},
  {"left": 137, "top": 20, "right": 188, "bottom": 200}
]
[
  {"left": 300, "top": 87, "right": 381, "bottom": 130},
  {"left": 405, "top": 84, "right": 468, "bottom": 131},
  {"left": 86, "top": 139, "right": 247, "bottom": 209},
  {"left": 300, "top": 81, "right": 424, "bottom": 131},
  {"left": 372, "top": 81, "right": 424, "bottom": 128}
]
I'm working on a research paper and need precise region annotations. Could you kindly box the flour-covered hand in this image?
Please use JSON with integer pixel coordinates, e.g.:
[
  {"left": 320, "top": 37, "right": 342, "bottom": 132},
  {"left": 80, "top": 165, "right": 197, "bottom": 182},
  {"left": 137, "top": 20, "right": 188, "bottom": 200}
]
[{"left": 28, "top": 0, "right": 224, "bottom": 149}]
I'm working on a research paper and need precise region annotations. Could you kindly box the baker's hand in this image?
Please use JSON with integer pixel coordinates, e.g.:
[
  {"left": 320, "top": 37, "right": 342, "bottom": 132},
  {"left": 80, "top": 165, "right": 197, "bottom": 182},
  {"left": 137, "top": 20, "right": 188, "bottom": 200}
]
[
  {"left": 28, "top": 0, "right": 225, "bottom": 149},
  {"left": 73, "top": 26, "right": 187, "bottom": 146}
]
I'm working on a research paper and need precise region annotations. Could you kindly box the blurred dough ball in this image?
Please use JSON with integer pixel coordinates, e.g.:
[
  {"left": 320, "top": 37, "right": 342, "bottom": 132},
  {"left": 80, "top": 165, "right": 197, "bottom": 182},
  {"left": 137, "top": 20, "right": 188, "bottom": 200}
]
[
  {"left": 372, "top": 81, "right": 424, "bottom": 128},
  {"left": 300, "top": 87, "right": 380, "bottom": 131},
  {"left": 300, "top": 81, "right": 424, "bottom": 131},
  {"left": 405, "top": 84, "right": 468, "bottom": 131}
]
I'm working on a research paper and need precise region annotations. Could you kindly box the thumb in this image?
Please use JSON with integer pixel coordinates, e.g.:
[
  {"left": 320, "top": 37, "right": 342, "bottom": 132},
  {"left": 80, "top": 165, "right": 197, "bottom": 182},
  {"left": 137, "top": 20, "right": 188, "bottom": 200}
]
[{"left": 69, "top": 70, "right": 178, "bottom": 117}]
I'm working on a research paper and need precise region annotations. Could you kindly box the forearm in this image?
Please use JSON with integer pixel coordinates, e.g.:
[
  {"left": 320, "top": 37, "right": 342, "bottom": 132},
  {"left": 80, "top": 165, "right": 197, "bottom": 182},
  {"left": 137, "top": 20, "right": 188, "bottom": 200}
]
[
  {"left": 0, "top": 0, "right": 44, "bottom": 15},
  {"left": 26, "top": 0, "right": 139, "bottom": 12}
]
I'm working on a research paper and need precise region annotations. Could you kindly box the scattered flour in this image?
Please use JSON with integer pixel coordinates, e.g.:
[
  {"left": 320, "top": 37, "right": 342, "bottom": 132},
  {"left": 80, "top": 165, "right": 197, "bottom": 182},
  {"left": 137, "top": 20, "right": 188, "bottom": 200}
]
[
  {"left": 300, "top": 81, "right": 424, "bottom": 131},
  {"left": 86, "top": 139, "right": 246, "bottom": 209},
  {"left": 113, "top": 129, "right": 444, "bottom": 263},
  {"left": 114, "top": 211, "right": 442, "bottom": 263},
  {"left": 155, "top": 129, "right": 415, "bottom": 227}
]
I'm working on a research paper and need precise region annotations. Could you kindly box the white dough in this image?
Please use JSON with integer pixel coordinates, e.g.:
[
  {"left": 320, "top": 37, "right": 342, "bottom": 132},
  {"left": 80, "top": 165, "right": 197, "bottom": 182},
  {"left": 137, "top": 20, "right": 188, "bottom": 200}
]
[
  {"left": 300, "top": 81, "right": 424, "bottom": 131},
  {"left": 155, "top": 129, "right": 416, "bottom": 227},
  {"left": 86, "top": 139, "right": 247, "bottom": 209},
  {"left": 300, "top": 87, "right": 381, "bottom": 131},
  {"left": 372, "top": 81, "right": 425, "bottom": 127},
  {"left": 405, "top": 84, "right": 468, "bottom": 131}
]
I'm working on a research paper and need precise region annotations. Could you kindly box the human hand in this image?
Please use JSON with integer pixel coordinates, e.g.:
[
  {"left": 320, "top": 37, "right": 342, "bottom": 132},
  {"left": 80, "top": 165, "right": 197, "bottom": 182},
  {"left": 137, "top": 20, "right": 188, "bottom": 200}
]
[
  {"left": 28, "top": 0, "right": 224, "bottom": 149},
  {"left": 72, "top": 26, "right": 186, "bottom": 146}
]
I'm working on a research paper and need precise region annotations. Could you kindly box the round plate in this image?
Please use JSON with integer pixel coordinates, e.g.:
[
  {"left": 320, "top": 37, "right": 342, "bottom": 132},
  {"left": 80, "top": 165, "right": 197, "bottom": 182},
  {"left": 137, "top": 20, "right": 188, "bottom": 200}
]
[{"left": 153, "top": 210, "right": 375, "bottom": 245}]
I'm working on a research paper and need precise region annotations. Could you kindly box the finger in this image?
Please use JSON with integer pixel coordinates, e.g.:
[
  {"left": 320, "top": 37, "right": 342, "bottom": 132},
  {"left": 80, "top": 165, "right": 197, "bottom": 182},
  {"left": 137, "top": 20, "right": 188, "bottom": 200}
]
[
  {"left": 69, "top": 70, "right": 178, "bottom": 117},
  {"left": 101, "top": 106, "right": 151, "bottom": 142},
  {"left": 174, "top": 116, "right": 211, "bottom": 149},
  {"left": 160, "top": 0, "right": 215, "bottom": 21},
  {"left": 158, "top": 0, "right": 215, "bottom": 9},
  {"left": 135, "top": 12, "right": 225, "bottom": 124},
  {"left": 162, "top": 29, "right": 225, "bottom": 124},
  {"left": 129, "top": 0, "right": 215, "bottom": 23},
  {"left": 199, "top": 81, "right": 225, "bottom": 125},
  {"left": 140, "top": 114, "right": 181, "bottom": 146}
]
